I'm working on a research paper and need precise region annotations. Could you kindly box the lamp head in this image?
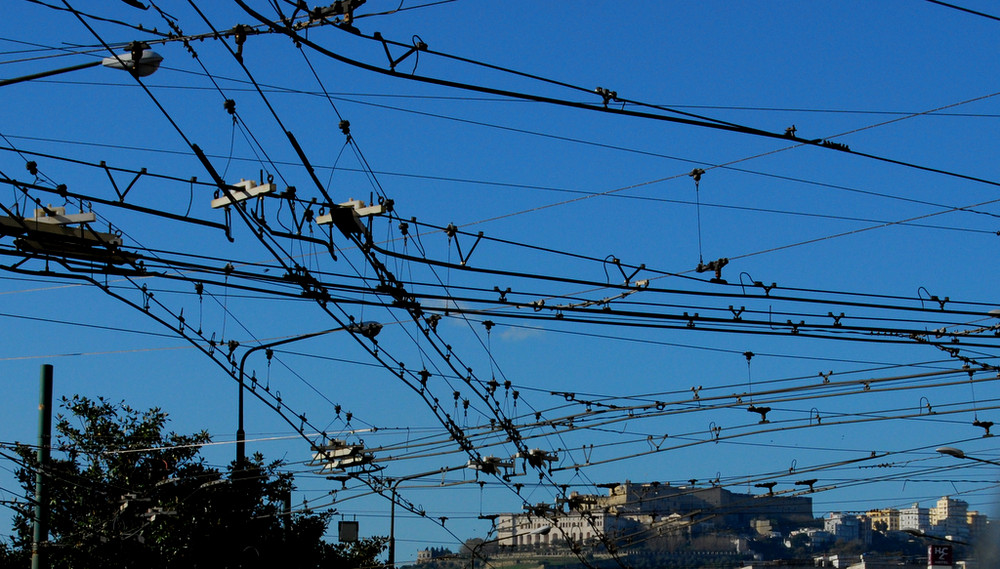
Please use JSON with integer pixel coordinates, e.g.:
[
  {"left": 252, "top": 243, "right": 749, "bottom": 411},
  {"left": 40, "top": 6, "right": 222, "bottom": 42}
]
[
  {"left": 347, "top": 321, "right": 382, "bottom": 340},
  {"left": 936, "top": 446, "right": 966, "bottom": 459},
  {"left": 101, "top": 43, "right": 163, "bottom": 77}
]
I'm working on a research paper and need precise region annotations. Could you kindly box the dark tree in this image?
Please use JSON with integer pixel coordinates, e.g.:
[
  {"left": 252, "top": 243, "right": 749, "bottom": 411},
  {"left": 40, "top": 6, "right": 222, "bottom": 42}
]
[{"left": 1, "top": 395, "right": 386, "bottom": 569}]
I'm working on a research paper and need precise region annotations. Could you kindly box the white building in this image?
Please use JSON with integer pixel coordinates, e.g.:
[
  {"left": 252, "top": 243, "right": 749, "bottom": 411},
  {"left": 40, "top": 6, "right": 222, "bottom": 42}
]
[
  {"left": 786, "top": 527, "right": 833, "bottom": 548},
  {"left": 824, "top": 512, "right": 869, "bottom": 543},
  {"left": 496, "top": 510, "right": 631, "bottom": 547},
  {"left": 898, "top": 503, "right": 930, "bottom": 534}
]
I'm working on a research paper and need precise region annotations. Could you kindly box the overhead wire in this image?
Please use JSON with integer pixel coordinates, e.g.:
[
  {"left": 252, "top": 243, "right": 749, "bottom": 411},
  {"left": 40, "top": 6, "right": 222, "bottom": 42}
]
[
  {"left": 5, "top": 117, "right": 997, "bottom": 246},
  {"left": 39, "top": 7, "right": 565, "bottom": 556},
  {"left": 240, "top": 6, "right": 1000, "bottom": 191},
  {"left": 6, "top": 2, "right": 998, "bottom": 556},
  {"left": 924, "top": 0, "right": 1000, "bottom": 22}
]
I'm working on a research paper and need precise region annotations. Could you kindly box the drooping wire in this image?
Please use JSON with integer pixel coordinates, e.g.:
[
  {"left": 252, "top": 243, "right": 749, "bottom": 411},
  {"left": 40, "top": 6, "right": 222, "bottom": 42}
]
[
  {"left": 243, "top": 8, "right": 1000, "bottom": 192},
  {"left": 690, "top": 168, "right": 706, "bottom": 264}
]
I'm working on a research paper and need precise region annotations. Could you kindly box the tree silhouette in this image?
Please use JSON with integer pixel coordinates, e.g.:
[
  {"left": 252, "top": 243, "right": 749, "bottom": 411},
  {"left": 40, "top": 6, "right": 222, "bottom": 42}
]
[{"left": 1, "top": 395, "right": 385, "bottom": 569}]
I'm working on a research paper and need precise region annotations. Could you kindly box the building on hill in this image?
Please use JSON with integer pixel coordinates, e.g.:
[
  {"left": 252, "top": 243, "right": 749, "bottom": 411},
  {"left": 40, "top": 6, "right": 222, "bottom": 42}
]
[
  {"left": 865, "top": 508, "right": 899, "bottom": 532},
  {"left": 824, "top": 512, "right": 871, "bottom": 544},
  {"left": 495, "top": 480, "right": 812, "bottom": 549},
  {"left": 495, "top": 507, "right": 647, "bottom": 548},
  {"left": 930, "top": 496, "right": 969, "bottom": 541},
  {"left": 898, "top": 503, "right": 930, "bottom": 534},
  {"left": 595, "top": 481, "right": 813, "bottom": 530},
  {"left": 416, "top": 547, "right": 453, "bottom": 564},
  {"left": 786, "top": 527, "right": 833, "bottom": 548}
]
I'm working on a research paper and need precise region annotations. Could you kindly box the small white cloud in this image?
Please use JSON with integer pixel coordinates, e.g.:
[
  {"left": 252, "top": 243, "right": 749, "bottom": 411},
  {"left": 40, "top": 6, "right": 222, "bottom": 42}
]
[{"left": 499, "top": 327, "right": 544, "bottom": 341}]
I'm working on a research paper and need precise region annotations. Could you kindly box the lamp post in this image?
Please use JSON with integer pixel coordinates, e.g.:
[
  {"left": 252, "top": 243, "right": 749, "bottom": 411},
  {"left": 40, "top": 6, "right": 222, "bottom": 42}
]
[
  {"left": 384, "top": 466, "right": 466, "bottom": 569},
  {"left": 936, "top": 446, "right": 1000, "bottom": 467},
  {"left": 235, "top": 320, "right": 381, "bottom": 466},
  {"left": 0, "top": 42, "right": 163, "bottom": 87},
  {"left": 387, "top": 477, "right": 404, "bottom": 569}
]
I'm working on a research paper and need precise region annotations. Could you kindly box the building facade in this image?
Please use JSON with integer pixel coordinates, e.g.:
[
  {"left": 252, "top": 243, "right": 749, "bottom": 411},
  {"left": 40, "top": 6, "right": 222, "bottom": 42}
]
[
  {"left": 898, "top": 503, "right": 930, "bottom": 534},
  {"left": 967, "top": 510, "right": 989, "bottom": 542},
  {"left": 865, "top": 508, "right": 899, "bottom": 532},
  {"left": 496, "top": 481, "right": 813, "bottom": 549},
  {"left": 824, "top": 512, "right": 866, "bottom": 542},
  {"left": 416, "top": 547, "right": 453, "bottom": 564},
  {"left": 495, "top": 510, "right": 631, "bottom": 547},
  {"left": 930, "top": 496, "right": 969, "bottom": 541},
  {"left": 595, "top": 481, "right": 813, "bottom": 530}
]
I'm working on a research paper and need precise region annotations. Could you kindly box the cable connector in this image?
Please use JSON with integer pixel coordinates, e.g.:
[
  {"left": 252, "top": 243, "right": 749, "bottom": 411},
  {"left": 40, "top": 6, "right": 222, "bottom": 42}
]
[
  {"left": 595, "top": 86, "right": 618, "bottom": 108},
  {"left": 233, "top": 24, "right": 249, "bottom": 63},
  {"left": 696, "top": 257, "right": 729, "bottom": 283}
]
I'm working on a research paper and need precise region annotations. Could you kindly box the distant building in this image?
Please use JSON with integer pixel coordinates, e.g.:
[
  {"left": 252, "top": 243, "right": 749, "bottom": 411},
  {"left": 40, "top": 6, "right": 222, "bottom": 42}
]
[
  {"left": 816, "top": 554, "right": 860, "bottom": 568},
  {"left": 899, "top": 503, "right": 930, "bottom": 534},
  {"left": 416, "top": 547, "right": 453, "bottom": 564},
  {"left": 967, "top": 509, "right": 989, "bottom": 542},
  {"left": 824, "top": 512, "right": 870, "bottom": 544},
  {"left": 930, "top": 496, "right": 969, "bottom": 541},
  {"left": 495, "top": 480, "right": 812, "bottom": 549},
  {"left": 495, "top": 509, "right": 633, "bottom": 547},
  {"left": 595, "top": 481, "right": 813, "bottom": 530},
  {"left": 844, "top": 553, "right": 924, "bottom": 568},
  {"left": 865, "top": 508, "right": 899, "bottom": 532},
  {"left": 786, "top": 527, "right": 833, "bottom": 548},
  {"left": 752, "top": 518, "right": 776, "bottom": 537}
]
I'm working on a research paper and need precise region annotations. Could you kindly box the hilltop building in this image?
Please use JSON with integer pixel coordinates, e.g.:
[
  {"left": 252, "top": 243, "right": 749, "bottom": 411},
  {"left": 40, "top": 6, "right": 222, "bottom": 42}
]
[
  {"left": 930, "top": 496, "right": 969, "bottom": 541},
  {"left": 865, "top": 508, "right": 899, "bottom": 532},
  {"left": 415, "top": 547, "right": 453, "bottom": 564},
  {"left": 824, "top": 512, "right": 871, "bottom": 544},
  {"left": 785, "top": 527, "right": 833, "bottom": 548},
  {"left": 899, "top": 503, "right": 930, "bottom": 534},
  {"left": 596, "top": 481, "right": 813, "bottom": 529},
  {"left": 496, "top": 509, "right": 633, "bottom": 547},
  {"left": 495, "top": 481, "right": 812, "bottom": 547}
]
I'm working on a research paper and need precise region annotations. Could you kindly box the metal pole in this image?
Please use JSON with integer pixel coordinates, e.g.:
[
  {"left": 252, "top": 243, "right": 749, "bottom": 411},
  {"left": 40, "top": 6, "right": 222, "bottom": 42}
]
[
  {"left": 235, "top": 322, "right": 380, "bottom": 466},
  {"left": 236, "top": 373, "right": 246, "bottom": 467},
  {"left": 283, "top": 489, "right": 292, "bottom": 541},
  {"left": 0, "top": 60, "right": 101, "bottom": 88},
  {"left": 389, "top": 485, "right": 397, "bottom": 568},
  {"left": 236, "top": 327, "right": 343, "bottom": 467},
  {"left": 31, "top": 364, "right": 53, "bottom": 569},
  {"left": 384, "top": 467, "right": 460, "bottom": 568}
]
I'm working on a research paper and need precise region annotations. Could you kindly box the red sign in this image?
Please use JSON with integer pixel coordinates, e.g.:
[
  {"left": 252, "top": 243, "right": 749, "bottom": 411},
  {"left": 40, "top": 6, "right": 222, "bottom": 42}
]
[{"left": 928, "top": 544, "right": 953, "bottom": 567}]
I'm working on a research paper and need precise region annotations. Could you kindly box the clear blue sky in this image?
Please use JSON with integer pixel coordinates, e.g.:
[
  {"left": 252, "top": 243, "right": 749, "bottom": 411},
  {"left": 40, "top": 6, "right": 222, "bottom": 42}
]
[{"left": 2, "top": 0, "right": 1000, "bottom": 561}]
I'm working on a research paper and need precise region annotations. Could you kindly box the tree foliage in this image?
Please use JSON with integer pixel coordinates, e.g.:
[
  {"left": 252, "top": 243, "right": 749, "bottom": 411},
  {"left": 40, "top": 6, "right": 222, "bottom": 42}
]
[{"left": 1, "top": 395, "right": 386, "bottom": 569}]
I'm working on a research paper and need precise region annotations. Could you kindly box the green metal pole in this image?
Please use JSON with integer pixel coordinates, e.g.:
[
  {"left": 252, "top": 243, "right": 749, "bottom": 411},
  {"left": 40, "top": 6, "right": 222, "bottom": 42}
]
[{"left": 31, "top": 364, "right": 53, "bottom": 569}]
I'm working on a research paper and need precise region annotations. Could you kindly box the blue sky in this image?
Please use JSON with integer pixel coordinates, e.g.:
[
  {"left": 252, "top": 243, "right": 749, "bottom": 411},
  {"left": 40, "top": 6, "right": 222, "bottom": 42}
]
[{"left": 2, "top": 0, "right": 1000, "bottom": 561}]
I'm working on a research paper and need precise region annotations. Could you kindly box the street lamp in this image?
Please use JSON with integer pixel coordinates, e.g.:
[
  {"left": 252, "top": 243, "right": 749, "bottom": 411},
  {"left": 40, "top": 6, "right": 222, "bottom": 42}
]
[
  {"left": 936, "top": 446, "right": 1000, "bottom": 466},
  {"left": 383, "top": 466, "right": 466, "bottom": 569},
  {"left": 0, "top": 41, "right": 163, "bottom": 87},
  {"left": 235, "top": 320, "right": 382, "bottom": 466}
]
